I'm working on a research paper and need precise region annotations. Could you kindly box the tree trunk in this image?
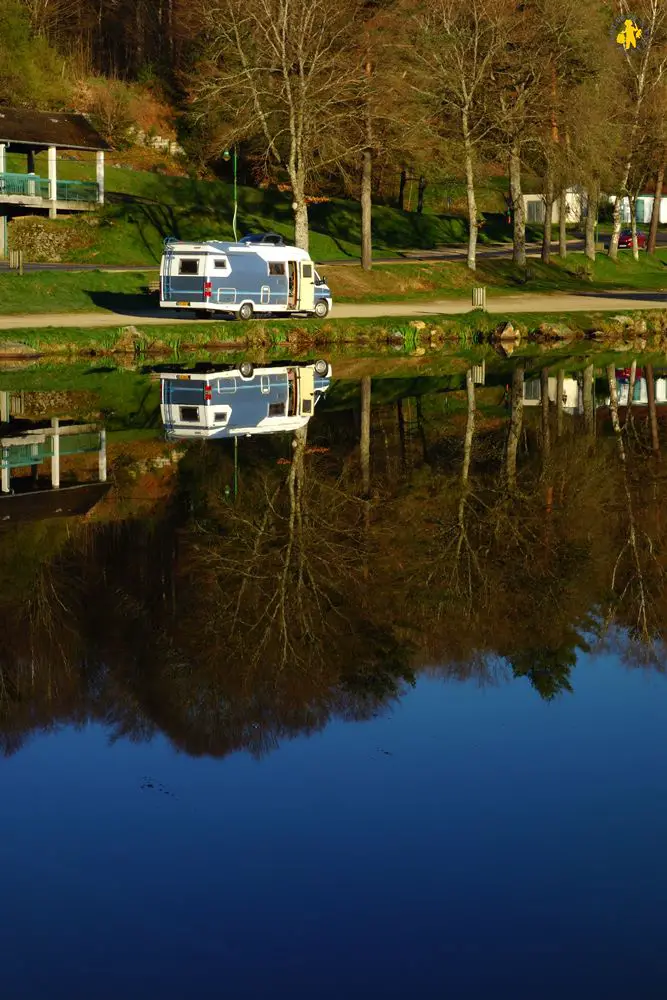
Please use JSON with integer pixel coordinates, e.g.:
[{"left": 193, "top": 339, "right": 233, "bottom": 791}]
[
  {"left": 397, "top": 168, "right": 407, "bottom": 210},
  {"left": 541, "top": 367, "right": 550, "bottom": 462},
  {"left": 417, "top": 175, "right": 427, "bottom": 214},
  {"left": 292, "top": 193, "right": 309, "bottom": 252},
  {"left": 584, "top": 181, "right": 598, "bottom": 262},
  {"left": 609, "top": 190, "right": 625, "bottom": 261},
  {"left": 509, "top": 143, "right": 526, "bottom": 267},
  {"left": 558, "top": 188, "right": 567, "bottom": 258},
  {"left": 583, "top": 364, "right": 594, "bottom": 436},
  {"left": 556, "top": 368, "right": 564, "bottom": 438},
  {"left": 646, "top": 363, "right": 661, "bottom": 458},
  {"left": 648, "top": 160, "right": 665, "bottom": 254},
  {"left": 505, "top": 365, "right": 524, "bottom": 489},
  {"left": 542, "top": 165, "right": 554, "bottom": 264},
  {"left": 463, "top": 124, "right": 478, "bottom": 271},
  {"left": 361, "top": 149, "right": 372, "bottom": 271},
  {"left": 630, "top": 196, "right": 639, "bottom": 261},
  {"left": 360, "top": 376, "right": 371, "bottom": 498}
]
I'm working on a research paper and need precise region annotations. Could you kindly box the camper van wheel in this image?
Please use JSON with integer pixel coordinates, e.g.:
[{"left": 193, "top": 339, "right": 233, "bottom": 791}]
[
  {"left": 239, "top": 362, "right": 254, "bottom": 378},
  {"left": 314, "top": 300, "right": 329, "bottom": 318},
  {"left": 314, "top": 359, "right": 329, "bottom": 376},
  {"left": 238, "top": 302, "right": 254, "bottom": 321}
]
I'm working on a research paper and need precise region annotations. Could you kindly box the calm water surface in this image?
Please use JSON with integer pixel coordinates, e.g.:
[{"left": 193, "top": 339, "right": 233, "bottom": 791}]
[
  {"left": 2, "top": 653, "right": 667, "bottom": 998},
  {"left": 2, "top": 358, "right": 667, "bottom": 998}
]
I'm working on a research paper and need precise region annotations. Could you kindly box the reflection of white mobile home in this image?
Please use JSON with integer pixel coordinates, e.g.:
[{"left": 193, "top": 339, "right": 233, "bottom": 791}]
[
  {"left": 523, "top": 376, "right": 582, "bottom": 414},
  {"left": 609, "top": 377, "right": 667, "bottom": 406}
]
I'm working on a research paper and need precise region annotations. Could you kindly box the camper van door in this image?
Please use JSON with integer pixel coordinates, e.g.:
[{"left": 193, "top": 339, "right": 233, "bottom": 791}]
[
  {"left": 298, "top": 261, "right": 315, "bottom": 312},
  {"left": 166, "top": 252, "right": 208, "bottom": 304}
]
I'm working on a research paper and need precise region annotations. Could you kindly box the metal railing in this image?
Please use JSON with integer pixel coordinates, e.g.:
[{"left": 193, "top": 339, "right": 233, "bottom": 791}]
[{"left": 0, "top": 173, "right": 99, "bottom": 202}]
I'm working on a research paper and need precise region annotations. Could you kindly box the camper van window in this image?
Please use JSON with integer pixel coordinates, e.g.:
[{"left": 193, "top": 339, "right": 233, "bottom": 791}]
[
  {"left": 213, "top": 258, "right": 228, "bottom": 270},
  {"left": 302, "top": 264, "right": 313, "bottom": 278},
  {"left": 178, "top": 259, "right": 199, "bottom": 275},
  {"left": 269, "top": 262, "right": 285, "bottom": 275},
  {"left": 269, "top": 402, "right": 286, "bottom": 417}
]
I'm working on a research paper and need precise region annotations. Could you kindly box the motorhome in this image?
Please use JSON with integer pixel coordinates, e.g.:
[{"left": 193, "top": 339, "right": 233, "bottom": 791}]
[
  {"left": 160, "top": 360, "right": 332, "bottom": 440},
  {"left": 159, "top": 239, "right": 333, "bottom": 320}
]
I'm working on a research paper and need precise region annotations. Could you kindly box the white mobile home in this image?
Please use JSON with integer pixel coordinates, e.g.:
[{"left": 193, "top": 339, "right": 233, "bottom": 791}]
[
  {"left": 523, "top": 188, "right": 583, "bottom": 225},
  {"left": 159, "top": 239, "right": 333, "bottom": 320}
]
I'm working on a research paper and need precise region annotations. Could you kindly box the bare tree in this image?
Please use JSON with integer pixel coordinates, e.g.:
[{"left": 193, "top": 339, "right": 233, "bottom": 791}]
[
  {"left": 193, "top": 0, "right": 365, "bottom": 250},
  {"left": 505, "top": 364, "right": 525, "bottom": 489},
  {"left": 608, "top": 0, "right": 667, "bottom": 261},
  {"left": 409, "top": 0, "right": 514, "bottom": 270}
]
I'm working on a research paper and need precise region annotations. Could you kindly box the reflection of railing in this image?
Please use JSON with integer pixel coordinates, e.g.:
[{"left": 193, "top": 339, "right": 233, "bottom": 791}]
[
  {"left": 0, "top": 173, "right": 99, "bottom": 202},
  {"left": 1, "top": 432, "right": 101, "bottom": 470}
]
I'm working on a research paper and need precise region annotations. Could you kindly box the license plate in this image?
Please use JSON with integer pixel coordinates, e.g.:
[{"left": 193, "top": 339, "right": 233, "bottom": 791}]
[
  {"left": 177, "top": 300, "right": 189, "bottom": 307},
  {"left": 177, "top": 374, "right": 190, "bottom": 380}
]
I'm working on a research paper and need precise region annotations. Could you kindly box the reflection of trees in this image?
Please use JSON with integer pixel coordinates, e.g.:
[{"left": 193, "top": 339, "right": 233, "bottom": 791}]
[{"left": 3, "top": 365, "right": 667, "bottom": 757}]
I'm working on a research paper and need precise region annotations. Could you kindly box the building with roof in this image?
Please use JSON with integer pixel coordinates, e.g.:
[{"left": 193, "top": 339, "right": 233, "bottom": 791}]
[{"left": 0, "top": 108, "right": 111, "bottom": 253}]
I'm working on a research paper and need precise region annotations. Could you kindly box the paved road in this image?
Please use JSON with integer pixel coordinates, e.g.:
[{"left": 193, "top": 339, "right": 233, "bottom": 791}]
[{"left": 0, "top": 290, "right": 665, "bottom": 332}]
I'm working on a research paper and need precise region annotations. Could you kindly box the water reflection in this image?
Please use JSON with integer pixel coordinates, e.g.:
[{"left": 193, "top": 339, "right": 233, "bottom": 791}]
[
  {"left": 158, "top": 359, "right": 332, "bottom": 440},
  {"left": 1, "top": 355, "right": 666, "bottom": 759}
]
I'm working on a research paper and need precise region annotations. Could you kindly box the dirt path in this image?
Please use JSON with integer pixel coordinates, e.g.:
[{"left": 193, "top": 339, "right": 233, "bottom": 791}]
[{"left": 0, "top": 291, "right": 664, "bottom": 330}]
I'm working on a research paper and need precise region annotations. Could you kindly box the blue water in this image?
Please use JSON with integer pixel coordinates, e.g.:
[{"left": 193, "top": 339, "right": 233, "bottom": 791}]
[{"left": 2, "top": 650, "right": 667, "bottom": 999}]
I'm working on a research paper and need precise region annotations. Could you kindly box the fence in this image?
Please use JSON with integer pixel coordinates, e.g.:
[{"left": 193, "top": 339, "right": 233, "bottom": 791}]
[{"left": 0, "top": 173, "right": 99, "bottom": 203}]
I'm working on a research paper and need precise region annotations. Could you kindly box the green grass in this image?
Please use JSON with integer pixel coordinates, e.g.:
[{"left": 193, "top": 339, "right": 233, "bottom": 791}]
[
  {"left": 6, "top": 153, "right": 542, "bottom": 265},
  {"left": 1, "top": 248, "right": 667, "bottom": 318}
]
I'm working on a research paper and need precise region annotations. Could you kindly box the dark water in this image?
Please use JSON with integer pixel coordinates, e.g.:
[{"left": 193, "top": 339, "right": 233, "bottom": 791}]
[{"left": 1, "top": 356, "right": 667, "bottom": 998}]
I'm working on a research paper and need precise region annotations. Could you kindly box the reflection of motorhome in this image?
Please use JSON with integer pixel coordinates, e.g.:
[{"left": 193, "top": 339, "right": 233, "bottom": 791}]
[
  {"left": 159, "top": 239, "right": 333, "bottom": 319},
  {"left": 523, "top": 376, "right": 583, "bottom": 414},
  {"left": 160, "top": 361, "right": 332, "bottom": 440}
]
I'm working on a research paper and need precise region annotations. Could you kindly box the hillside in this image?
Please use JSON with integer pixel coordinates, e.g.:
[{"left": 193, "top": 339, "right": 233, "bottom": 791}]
[{"left": 7, "top": 154, "right": 541, "bottom": 265}]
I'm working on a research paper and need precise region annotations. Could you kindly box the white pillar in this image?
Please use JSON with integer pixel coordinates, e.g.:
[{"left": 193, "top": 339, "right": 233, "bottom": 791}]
[
  {"left": 0, "top": 143, "right": 6, "bottom": 174},
  {"left": 1, "top": 448, "right": 9, "bottom": 494},
  {"left": 51, "top": 418, "right": 60, "bottom": 489},
  {"left": 48, "top": 145, "right": 57, "bottom": 218},
  {"left": 98, "top": 428, "right": 107, "bottom": 482},
  {"left": 96, "top": 150, "right": 105, "bottom": 205},
  {"left": 0, "top": 391, "right": 9, "bottom": 423}
]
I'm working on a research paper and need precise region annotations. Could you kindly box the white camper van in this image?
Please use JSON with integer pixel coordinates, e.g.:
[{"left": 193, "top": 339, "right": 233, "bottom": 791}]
[{"left": 159, "top": 239, "right": 333, "bottom": 320}]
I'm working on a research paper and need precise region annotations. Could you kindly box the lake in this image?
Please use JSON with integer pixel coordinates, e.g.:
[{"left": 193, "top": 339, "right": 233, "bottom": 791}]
[{"left": 1, "top": 351, "right": 666, "bottom": 998}]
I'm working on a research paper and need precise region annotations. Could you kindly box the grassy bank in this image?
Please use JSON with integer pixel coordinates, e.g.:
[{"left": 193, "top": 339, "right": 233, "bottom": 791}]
[
  {"left": 0, "top": 309, "right": 664, "bottom": 360},
  {"left": 6, "top": 157, "right": 542, "bottom": 265},
  {"left": 2, "top": 251, "right": 667, "bottom": 317}
]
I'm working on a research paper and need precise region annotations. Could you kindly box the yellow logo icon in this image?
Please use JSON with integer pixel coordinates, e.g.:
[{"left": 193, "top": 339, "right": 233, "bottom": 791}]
[{"left": 616, "top": 17, "right": 643, "bottom": 49}]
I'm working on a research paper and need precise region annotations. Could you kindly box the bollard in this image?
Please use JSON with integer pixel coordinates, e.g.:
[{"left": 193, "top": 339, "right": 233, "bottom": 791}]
[
  {"left": 18, "top": 250, "right": 23, "bottom": 276},
  {"left": 472, "top": 286, "right": 486, "bottom": 310}
]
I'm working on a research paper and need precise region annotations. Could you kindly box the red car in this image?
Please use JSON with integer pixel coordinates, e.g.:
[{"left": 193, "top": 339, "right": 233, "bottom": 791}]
[{"left": 618, "top": 229, "right": 647, "bottom": 249}]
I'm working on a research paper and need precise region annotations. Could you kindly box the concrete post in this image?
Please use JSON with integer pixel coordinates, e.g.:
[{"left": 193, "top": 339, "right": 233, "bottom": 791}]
[
  {"left": 51, "top": 418, "right": 60, "bottom": 489},
  {"left": 96, "top": 150, "right": 105, "bottom": 205},
  {"left": 0, "top": 391, "right": 9, "bottom": 423},
  {"left": 99, "top": 428, "right": 107, "bottom": 482},
  {"left": 1, "top": 448, "right": 9, "bottom": 494},
  {"left": 0, "top": 215, "right": 6, "bottom": 260},
  {"left": 48, "top": 145, "right": 57, "bottom": 218},
  {"left": 0, "top": 143, "right": 5, "bottom": 174}
]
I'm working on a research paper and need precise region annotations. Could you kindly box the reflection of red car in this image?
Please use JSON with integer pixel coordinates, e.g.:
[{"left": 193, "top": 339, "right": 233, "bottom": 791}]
[{"left": 618, "top": 229, "right": 647, "bottom": 248}]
